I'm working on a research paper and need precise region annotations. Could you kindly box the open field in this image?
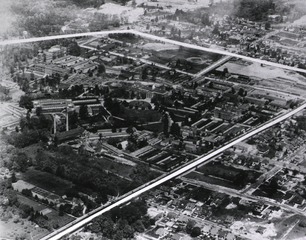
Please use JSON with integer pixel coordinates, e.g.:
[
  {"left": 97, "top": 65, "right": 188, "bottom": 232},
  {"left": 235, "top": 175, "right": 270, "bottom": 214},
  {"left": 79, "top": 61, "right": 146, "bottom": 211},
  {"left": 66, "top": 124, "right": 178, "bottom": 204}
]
[
  {"left": 218, "top": 60, "right": 306, "bottom": 82},
  {"left": 217, "top": 59, "right": 306, "bottom": 97},
  {"left": 147, "top": 46, "right": 223, "bottom": 74}
]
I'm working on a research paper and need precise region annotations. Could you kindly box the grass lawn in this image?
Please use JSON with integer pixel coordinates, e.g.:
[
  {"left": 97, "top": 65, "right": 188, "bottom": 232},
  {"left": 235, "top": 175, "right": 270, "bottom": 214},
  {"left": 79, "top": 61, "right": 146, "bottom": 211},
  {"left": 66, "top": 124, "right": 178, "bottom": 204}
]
[
  {"left": 17, "top": 194, "right": 47, "bottom": 212},
  {"left": 20, "top": 168, "right": 74, "bottom": 196},
  {"left": 148, "top": 47, "right": 223, "bottom": 74}
]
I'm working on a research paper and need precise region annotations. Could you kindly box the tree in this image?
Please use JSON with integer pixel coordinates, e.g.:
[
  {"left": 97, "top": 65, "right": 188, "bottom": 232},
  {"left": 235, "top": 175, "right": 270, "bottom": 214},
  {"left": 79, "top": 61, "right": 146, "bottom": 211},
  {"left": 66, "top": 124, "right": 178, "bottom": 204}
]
[
  {"left": 19, "top": 95, "right": 33, "bottom": 111},
  {"left": 265, "top": 21, "right": 271, "bottom": 30},
  {"left": 11, "top": 171, "right": 17, "bottom": 183},
  {"left": 68, "top": 111, "right": 78, "bottom": 128},
  {"left": 132, "top": 219, "right": 145, "bottom": 233},
  {"left": 67, "top": 41, "right": 81, "bottom": 56},
  {"left": 162, "top": 113, "right": 169, "bottom": 137},
  {"left": 79, "top": 105, "right": 89, "bottom": 120},
  {"left": 170, "top": 122, "right": 181, "bottom": 137},
  {"left": 19, "top": 204, "right": 33, "bottom": 218},
  {"left": 21, "top": 189, "right": 32, "bottom": 197},
  {"left": 223, "top": 67, "right": 229, "bottom": 77},
  {"left": 12, "top": 152, "right": 29, "bottom": 172},
  {"left": 186, "top": 219, "right": 196, "bottom": 234},
  {"left": 191, "top": 226, "right": 201, "bottom": 237},
  {"left": 238, "top": 88, "right": 245, "bottom": 96},
  {"left": 123, "top": 225, "right": 134, "bottom": 238},
  {"left": 36, "top": 107, "right": 42, "bottom": 116},
  {"left": 97, "top": 64, "right": 106, "bottom": 75},
  {"left": 113, "top": 230, "right": 124, "bottom": 240}
]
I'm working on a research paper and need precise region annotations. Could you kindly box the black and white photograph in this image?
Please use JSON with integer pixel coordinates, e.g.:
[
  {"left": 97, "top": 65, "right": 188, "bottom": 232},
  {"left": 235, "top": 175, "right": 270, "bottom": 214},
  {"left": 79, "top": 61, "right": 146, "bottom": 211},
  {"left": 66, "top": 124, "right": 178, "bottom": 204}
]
[{"left": 1, "top": 0, "right": 306, "bottom": 239}]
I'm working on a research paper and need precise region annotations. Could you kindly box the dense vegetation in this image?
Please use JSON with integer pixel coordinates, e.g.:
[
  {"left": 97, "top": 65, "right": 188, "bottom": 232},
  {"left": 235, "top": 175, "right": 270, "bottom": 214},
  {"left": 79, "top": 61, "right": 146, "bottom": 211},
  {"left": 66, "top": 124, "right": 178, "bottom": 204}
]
[
  {"left": 69, "top": 0, "right": 131, "bottom": 8},
  {"left": 231, "top": 0, "right": 276, "bottom": 21},
  {"left": 87, "top": 199, "right": 154, "bottom": 239},
  {"left": 9, "top": 0, "right": 131, "bottom": 37},
  {"left": 10, "top": 0, "right": 78, "bottom": 37}
]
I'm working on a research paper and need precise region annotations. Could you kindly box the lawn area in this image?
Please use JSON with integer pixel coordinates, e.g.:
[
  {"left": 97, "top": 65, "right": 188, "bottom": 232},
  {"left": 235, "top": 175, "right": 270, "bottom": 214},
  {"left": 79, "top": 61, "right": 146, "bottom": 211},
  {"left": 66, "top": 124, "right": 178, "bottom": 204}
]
[
  {"left": 17, "top": 195, "right": 46, "bottom": 212},
  {"left": 148, "top": 47, "right": 223, "bottom": 74},
  {"left": 19, "top": 168, "right": 74, "bottom": 196}
]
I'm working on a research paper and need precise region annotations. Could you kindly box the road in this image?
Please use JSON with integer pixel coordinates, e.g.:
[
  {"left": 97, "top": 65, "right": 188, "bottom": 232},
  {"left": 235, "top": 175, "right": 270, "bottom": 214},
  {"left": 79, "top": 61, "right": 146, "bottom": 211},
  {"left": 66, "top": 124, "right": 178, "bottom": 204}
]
[
  {"left": 241, "top": 166, "right": 282, "bottom": 195},
  {"left": 80, "top": 44, "right": 195, "bottom": 77},
  {"left": 280, "top": 219, "right": 300, "bottom": 240},
  {"left": 132, "top": 30, "right": 306, "bottom": 75},
  {"left": 41, "top": 102, "right": 306, "bottom": 240},
  {"left": 2, "top": 29, "right": 306, "bottom": 75},
  {"left": 0, "top": 30, "right": 132, "bottom": 46},
  {"left": 195, "top": 55, "right": 232, "bottom": 77},
  {"left": 2, "top": 29, "right": 305, "bottom": 239},
  {"left": 180, "top": 176, "right": 306, "bottom": 218}
]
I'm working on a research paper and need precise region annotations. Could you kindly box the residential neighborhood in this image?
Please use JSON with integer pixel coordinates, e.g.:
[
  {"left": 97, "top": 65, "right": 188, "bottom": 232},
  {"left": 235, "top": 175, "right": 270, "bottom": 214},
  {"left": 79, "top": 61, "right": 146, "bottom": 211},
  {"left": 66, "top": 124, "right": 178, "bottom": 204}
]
[{"left": 1, "top": 0, "right": 306, "bottom": 240}]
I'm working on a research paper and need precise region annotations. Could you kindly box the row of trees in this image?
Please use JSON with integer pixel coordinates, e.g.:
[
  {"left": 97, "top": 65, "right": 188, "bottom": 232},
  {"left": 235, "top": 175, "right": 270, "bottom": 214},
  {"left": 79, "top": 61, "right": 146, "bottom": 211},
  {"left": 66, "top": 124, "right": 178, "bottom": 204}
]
[
  {"left": 87, "top": 199, "right": 154, "bottom": 239},
  {"left": 33, "top": 145, "right": 159, "bottom": 207}
]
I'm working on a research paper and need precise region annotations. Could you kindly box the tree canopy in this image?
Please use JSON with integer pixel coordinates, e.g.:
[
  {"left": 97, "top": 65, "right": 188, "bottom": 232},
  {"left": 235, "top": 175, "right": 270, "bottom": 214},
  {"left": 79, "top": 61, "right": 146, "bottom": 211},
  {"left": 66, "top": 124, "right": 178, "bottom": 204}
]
[{"left": 19, "top": 95, "right": 33, "bottom": 111}]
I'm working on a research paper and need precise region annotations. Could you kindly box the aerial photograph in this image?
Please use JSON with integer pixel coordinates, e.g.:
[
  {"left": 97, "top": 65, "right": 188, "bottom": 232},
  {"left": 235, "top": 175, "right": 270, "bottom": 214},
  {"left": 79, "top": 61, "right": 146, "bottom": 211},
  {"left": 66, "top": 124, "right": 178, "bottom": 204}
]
[{"left": 1, "top": 0, "right": 306, "bottom": 239}]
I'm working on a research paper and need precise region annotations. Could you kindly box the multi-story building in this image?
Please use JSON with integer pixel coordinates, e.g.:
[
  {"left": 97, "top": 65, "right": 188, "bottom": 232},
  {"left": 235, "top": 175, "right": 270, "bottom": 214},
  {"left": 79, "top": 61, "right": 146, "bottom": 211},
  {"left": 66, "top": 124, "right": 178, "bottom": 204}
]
[{"left": 33, "top": 99, "right": 75, "bottom": 114}]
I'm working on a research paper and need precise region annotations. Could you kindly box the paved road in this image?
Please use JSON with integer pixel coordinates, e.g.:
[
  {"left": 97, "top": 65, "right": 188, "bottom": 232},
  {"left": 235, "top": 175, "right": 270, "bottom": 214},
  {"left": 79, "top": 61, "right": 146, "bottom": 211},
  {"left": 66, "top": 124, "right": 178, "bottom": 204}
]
[
  {"left": 195, "top": 55, "right": 232, "bottom": 77},
  {"left": 132, "top": 30, "right": 306, "bottom": 75},
  {"left": 80, "top": 44, "right": 195, "bottom": 77},
  {"left": 2, "top": 29, "right": 306, "bottom": 75},
  {"left": 3, "top": 29, "right": 305, "bottom": 239},
  {"left": 181, "top": 176, "right": 306, "bottom": 218},
  {"left": 241, "top": 166, "right": 282, "bottom": 195},
  {"left": 41, "top": 102, "right": 306, "bottom": 240},
  {"left": 0, "top": 30, "right": 132, "bottom": 46}
]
